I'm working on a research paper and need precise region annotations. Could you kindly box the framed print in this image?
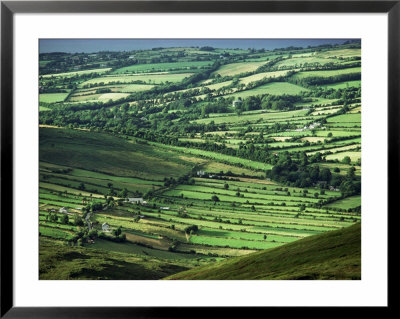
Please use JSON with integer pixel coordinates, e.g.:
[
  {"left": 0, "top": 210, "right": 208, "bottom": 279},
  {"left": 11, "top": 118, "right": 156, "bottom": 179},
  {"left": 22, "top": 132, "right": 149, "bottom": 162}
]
[{"left": 1, "top": 0, "right": 395, "bottom": 316}]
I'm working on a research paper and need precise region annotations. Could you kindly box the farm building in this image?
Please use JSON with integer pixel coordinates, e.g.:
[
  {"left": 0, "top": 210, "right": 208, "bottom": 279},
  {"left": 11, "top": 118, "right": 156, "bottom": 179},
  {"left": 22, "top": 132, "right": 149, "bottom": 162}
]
[
  {"left": 160, "top": 207, "right": 170, "bottom": 210},
  {"left": 196, "top": 170, "right": 206, "bottom": 177},
  {"left": 59, "top": 207, "right": 68, "bottom": 214},
  {"left": 126, "top": 198, "right": 144, "bottom": 204},
  {"left": 102, "top": 223, "right": 111, "bottom": 232}
]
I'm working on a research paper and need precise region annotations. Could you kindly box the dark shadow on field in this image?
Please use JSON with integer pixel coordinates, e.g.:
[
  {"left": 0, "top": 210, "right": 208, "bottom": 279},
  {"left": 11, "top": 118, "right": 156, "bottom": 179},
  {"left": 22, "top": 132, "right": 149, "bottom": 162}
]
[
  {"left": 198, "top": 229, "right": 230, "bottom": 237},
  {"left": 68, "top": 258, "right": 188, "bottom": 280},
  {"left": 62, "top": 251, "right": 91, "bottom": 261}
]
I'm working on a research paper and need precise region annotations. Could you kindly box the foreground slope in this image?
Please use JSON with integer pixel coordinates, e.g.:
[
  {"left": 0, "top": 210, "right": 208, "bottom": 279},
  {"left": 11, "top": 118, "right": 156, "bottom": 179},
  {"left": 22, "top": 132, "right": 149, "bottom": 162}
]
[
  {"left": 39, "top": 238, "right": 189, "bottom": 280},
  {"left": 165, "top": 223, "right": 361, "bottom": 280}
]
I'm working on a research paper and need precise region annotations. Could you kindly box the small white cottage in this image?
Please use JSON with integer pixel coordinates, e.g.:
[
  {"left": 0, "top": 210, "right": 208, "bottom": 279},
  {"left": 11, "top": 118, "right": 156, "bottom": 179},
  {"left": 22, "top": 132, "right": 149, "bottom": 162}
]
[
  {"left": 126, "top": 198, "right": 144, "bottom": 204},
  {"left": 59, "top": 207, "right": 68, "bottom": 214},
  {"left": 102, "top": 222, "right": 111, "bottom": 232}
]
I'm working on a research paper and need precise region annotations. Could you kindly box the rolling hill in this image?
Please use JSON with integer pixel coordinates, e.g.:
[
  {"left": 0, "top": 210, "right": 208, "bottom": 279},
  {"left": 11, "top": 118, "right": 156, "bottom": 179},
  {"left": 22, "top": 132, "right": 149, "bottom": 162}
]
[{"left": 165, "top": 223, "right": 361, "bottom": 280}]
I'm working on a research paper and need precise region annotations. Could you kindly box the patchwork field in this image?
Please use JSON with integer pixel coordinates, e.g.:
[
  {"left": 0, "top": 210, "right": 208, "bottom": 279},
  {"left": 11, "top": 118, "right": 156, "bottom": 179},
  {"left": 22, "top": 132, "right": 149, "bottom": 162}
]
[
  {"left": 214, "top": 61, "right": 268, "bottom": 77},
  {"left": 42, "top": 68, "right": 112, "bottom": 78},
  {"left": 226, "top": 82, "right": 309, "bottom": 99},
  {"left": 79, "top": 73, "right": 194, "bottom": 87},
  {"left": 112, "top": 61, "right": 213, "bottom": 74},
  {"left": 40, "top": 93, "right": 69, "bottom": 103},
  {"left": 39, "top": 41, "right": 362, "bottom": 280},
  {"left": 291, "top": 67, "right": 361, "bottom": 80}
]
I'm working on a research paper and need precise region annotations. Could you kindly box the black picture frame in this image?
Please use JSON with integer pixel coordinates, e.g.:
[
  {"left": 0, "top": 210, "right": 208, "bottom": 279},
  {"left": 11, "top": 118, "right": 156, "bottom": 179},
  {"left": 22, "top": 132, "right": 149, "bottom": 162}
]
[{"left": 1, "top": 0, "right": 395, "bottom": 317}]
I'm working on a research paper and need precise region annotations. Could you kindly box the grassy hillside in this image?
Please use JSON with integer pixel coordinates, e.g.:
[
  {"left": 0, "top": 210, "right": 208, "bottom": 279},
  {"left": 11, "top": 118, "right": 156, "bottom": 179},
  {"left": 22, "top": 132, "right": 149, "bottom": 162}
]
[
  {"left": 165, "top": 223, "right": 361, "bottom": 280},
  {"left": 39, "top": 127, "right": 196, "bottom": 180},
  {"left": 39, "top": 238, "right": 189, "bottom": 280}
]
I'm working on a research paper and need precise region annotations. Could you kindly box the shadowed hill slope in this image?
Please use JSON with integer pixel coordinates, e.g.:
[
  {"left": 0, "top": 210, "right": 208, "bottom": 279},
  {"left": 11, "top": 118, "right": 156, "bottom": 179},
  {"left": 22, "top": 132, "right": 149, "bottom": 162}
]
[{"left": 165, "top": 223, "right": 361, "bottom": 280}]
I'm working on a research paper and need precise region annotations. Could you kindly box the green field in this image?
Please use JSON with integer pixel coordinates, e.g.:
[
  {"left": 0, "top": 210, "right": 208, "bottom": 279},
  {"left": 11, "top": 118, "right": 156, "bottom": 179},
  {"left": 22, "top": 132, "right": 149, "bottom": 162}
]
[
  {"left": 40, "top": 127, "right": 195, "bottom": 180},
  {"left": 79, "top": 73, "right": 194, "bottom": 87},
  {"left": 40, "top": 93, "right": 69, "bottom": 103},
  {"left": 326, "top": 113, "right": 361, "bottom": 123},
  {"left": 42, "top": 68, "right": 111, "bottom": 78},
  {"left": 119, "top": 84, "right": 155, "bottom": 92},
  {"left": 324, "top": 195, "right": 361, "bottom": 209},
  {"left": 193, "top": 108, "right": 308, "bottom": 125},
  {"left": 214, "top": 61, "right": 268, "bottom": 77},
  {"left": 239, "top": 70, "right": 290, "bottom": 85},
  {"left": 112, "top": 61, "right": 213, "bottom": 74},
  {"left": 291, "top": 67, "right": 361, "bottom": 80},
  {"left": 274, "top": 56, "right": 341, "bottom": 68},
  {"left": 166, "top": 223, "right": 361, "bottom": 280},
  {"left": 322, "top": 80, "right": 361, "bottom": 90},
  {"left": 226, "top": 82, "right": 309, "bottom": 99},
  {"left": 39, "top": 41, "right": 362, "bottom": 280}
]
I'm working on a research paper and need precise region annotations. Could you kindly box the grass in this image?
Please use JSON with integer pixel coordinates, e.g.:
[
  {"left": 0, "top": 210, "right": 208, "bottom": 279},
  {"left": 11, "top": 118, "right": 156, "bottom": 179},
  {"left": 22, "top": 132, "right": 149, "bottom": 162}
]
[
  {"left": 39, "top": 226, "right": 75, "bottom": 240},
  {"left": 322, "top": 80, "right": 361, "bottom": 90},
  {"left": 291, "top": 67, "right": 361, "bottom": 79},
  {"left": 189, "top": 235, "right": 283, "bottom": 250},
  {"left": 40, "top": 127, "right": 196, "bottom": 180},
  {"left": 165, "top": 223, "right": 361, "bottom": 280},
  {"left": 79, "top": 73, "right": 194, "bottom": 87},
  {"left": 316, "top": 163, "right": 361, "bottom": 176},
  {"left": 39, "top": 238, "right": 189, "bottom": 280},
  {"left": 239, "top": 70, "right": 290, "bottom": 85},
  {"left": 42, "top": 68, "right": 111, "bottom": 78},
  {"left": 69, "top": 92, "right": 130, "bottom": 102},
  {"left": 152, "top": 142, "right": 273, "bottom": 171},
  {"left": 274, "top": 56, "right": 341, "bottom": 68},
  {"left": 200, "top": 161, "right": 262, "bottom": 177},
  {"left": 325, "top": 151, "right": 361, "bottom": 162},
  {"left": 225, "top": 82, "right": 308, "bottom": 99},
  {"left": 39, "top": 106, "right": 52, "bottom": 112},
  {"left": 119, "top": 84, "right": 155, "bottom": 92},
  {"left": 39, "top": 93, "right": 69, "bottom": 103},
  {"left": 324, "top": 195, "right": 361, "bottom": 209},
  {"left": 193, "top": 108, "right": 308, "bottom": 125},
  {"left": 316, "top": 48, "right": 361, "bottom": 58},
  {"left": 41, "top": 162, "right": 164, "bottom": 186},
  {"left": 97, "top": 93, "right": 130, "bottom": 101},
  {"left": 214, "top": 61, "right": 268, "bottom": 77},
  {"left": 326, "top": 113, "right": 361, "bottom": 123},
  {"left": 112, "top": 61, "right": 212, "bottom": 74}
]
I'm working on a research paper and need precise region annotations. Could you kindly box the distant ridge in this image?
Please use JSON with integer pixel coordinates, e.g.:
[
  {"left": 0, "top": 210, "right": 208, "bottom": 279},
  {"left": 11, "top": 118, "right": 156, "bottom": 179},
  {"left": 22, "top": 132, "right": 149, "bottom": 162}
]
[{"left": 165, "top": 223, "right": 361, "bottom": 280}]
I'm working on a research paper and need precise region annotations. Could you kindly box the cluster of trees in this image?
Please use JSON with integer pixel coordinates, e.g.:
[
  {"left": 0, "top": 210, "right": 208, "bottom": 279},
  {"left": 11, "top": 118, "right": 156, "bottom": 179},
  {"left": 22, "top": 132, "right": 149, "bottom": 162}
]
[
  {"left": 45, "top": 212, "right": 69, "bottom": 224},
  {"left": 97, "top": 226, "right": 127, "bottom": 242},
  {"left": 289, "top": 72, "right": 361, "bottom": 88},
  {"left": 184, "top": 225, "right": 199, "bottom": 234},
  {"left": 65, "top": 227, "right": 99, "bottom": 246},
  {"left": 163, "top": 174, "right": 195, "bottom": 187},
  {"left": 266, "top": 151, "right": 360, "bottom": 196},
  {"left": 267, "top": 156, "right": 332, "bottom": 188}
]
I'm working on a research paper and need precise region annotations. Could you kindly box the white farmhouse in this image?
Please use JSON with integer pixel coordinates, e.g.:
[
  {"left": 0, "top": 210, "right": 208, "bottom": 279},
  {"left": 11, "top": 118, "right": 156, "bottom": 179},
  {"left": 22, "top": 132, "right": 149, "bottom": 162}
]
[
  {"left": 126, "top": 198, "right": 144, "bottom": 204},
  {"left": 59, "top": 207, "right": 68, "bottom": 214},
  {"left": 196, "top": 170, "right": 206, "bottom": 177},
  {"left": 102, "top": 223, "right": 111, "bottom": 232}
]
